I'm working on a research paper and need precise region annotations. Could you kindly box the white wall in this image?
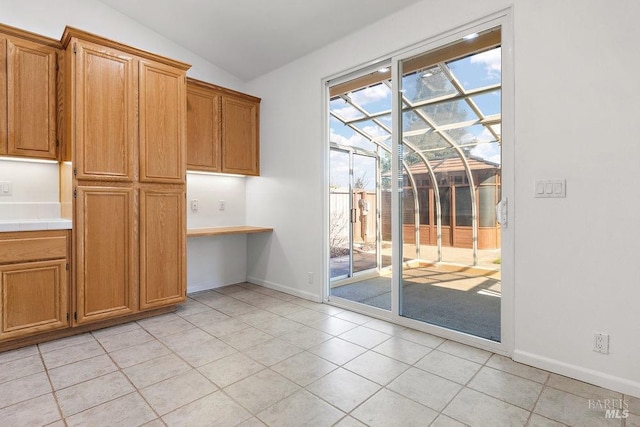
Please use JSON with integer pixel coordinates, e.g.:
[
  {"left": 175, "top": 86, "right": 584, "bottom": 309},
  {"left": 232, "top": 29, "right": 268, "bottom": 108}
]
[
  {"left": 0, "top": 159, "right": 60, "bottom": 220},
  {"left": 186, "top": 173, "right": 248, "bottom": 292},
  {"left": 245, "top": 0, "right": 640, "bottom": 397},
  {"left": 0, "top": 0, "right": 245, "bottom": 90},
  {"left": 511, "top": 0, "right": 640, "bottom": 397}
]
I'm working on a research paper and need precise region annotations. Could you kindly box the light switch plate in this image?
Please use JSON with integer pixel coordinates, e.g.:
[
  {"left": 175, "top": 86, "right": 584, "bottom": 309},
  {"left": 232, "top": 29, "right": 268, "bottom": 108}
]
[
  {"left": 535, "top": 179, "right": 566, "bottom": 198},
  {"left": 0, "top": 181, "right": 12, "bottom": 196}
]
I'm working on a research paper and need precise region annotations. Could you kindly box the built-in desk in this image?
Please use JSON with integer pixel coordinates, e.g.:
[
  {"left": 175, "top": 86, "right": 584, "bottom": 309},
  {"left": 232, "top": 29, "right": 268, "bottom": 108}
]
[
  {"left": 187, "top": 226, "right": 273, "bottom": 237},
  {"left": 186, "top": 225, "right": 273, "bottom": 293}
]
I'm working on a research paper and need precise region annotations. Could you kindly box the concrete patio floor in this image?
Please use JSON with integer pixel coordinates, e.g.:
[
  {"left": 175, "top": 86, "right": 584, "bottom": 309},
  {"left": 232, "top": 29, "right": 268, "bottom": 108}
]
[{"left": 330, "top": 244, "right": 501, "bottom": 341}]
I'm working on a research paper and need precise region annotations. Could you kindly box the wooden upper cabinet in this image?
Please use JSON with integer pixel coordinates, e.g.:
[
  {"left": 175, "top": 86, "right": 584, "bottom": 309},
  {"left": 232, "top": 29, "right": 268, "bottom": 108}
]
[
  {"left": 75, "top": 186, "right": 137, "bottom": 324},
  {"left": 0, "top": 24, "right": 61, "bottom": 160},
  {"left": 186, "top": 78, "right": 260, "bottom": 175},
  {"left": 6, "top": 38, "right": 57, "bottom": 159},
  {"left": 187, "top": 85, "right": 221, "bottom": 171},
  {"left": 71, "top": 40, "right": 136, "bottom": 181},
  {"left": 139, "top": 187, "right": 185, "bottom": 309},
  {"left": 221, "top": 95, "right": 259, "bottom": 175},
  {"left": 139, "top": 60, "right": 186, "bottom": 183},
  {"left": 0, "top": 39, "right": 6, "bottom": 156},
  {"left": 63, "top": 27, "right": 190, "bottom": 181}
]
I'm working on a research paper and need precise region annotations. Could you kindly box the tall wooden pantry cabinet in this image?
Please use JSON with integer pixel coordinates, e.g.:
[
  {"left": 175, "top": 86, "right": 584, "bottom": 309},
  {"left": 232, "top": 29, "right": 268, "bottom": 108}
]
[{"left": 62, "top": 27, "right": 189, "bottom": 325}]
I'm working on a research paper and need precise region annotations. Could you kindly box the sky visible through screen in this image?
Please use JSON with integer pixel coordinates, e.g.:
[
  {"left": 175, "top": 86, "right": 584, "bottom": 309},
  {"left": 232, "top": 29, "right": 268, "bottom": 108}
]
[{"left": 330, "top": 47, "right": 501, "bottom": 190}]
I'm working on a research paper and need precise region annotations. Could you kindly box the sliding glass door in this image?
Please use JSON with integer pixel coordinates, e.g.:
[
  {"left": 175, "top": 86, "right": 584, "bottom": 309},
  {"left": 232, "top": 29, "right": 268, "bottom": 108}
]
[
  {"left": 326, "top": 18, "right": 509, "bottom": 347},
  {"left": 329, "top": 149, "right": 379, "bottom": 279},
  {"left": 328, "top": 67, "right": 392, "bottom": 311},
  {"left": 398, "top": 29, "right": 503, "bottom": 341}
]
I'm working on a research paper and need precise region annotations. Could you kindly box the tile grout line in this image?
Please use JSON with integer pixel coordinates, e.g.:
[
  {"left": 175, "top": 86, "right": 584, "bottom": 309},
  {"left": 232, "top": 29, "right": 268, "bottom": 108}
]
[
  {"left": 214, "top": 285, "right": 481, "bottom": 425},
  {"left": 191, "top": 288, "right": 362, "bottom": 424},
  {"left": 131, "top": 317, "right": 234, "bottom": 423},
  {"left": 37, "top": 342, "right": 66, "bottom": 425},
  {"left": 95, "top": 326, "right": 166, "bottom": 425},
  {"left": 3, "top": 283, "right": 634, "bottom": 426}
]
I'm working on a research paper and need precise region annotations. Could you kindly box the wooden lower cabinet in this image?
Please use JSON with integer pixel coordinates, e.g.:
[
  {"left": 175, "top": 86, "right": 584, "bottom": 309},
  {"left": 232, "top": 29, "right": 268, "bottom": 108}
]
[
  {"left": 0, "top": 230, "right": 69, "bottom": 342},
  {"left": 0, "top": 259, "right": 68, "bottom": 340},
  {"left": 139, "top": 187, "right": 186, "bottom": 309},
  {"left": 75, "top": 186, "right": 137, "bottom": 324},
  {"left": 75, "top": 185, "right": 185, "bottom": 321}
]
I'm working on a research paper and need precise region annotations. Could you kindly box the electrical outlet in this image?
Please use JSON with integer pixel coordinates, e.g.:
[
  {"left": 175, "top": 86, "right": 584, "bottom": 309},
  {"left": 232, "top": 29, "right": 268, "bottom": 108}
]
[
  {"left": 190, "top": 199, "right": 198, "bottom": 212},
  {"left": 593, "top": 332, "right": 609, "bottom": 354},
  {"left": 307, "top": 272, "right": 314, "bottom": 284},
  {"left": 219, "top": 200, "right": 225, "bottom": 211}
]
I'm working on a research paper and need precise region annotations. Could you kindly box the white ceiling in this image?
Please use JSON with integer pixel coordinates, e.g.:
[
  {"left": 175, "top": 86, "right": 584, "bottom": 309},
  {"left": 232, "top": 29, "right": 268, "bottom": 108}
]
[{"left": 97, "top": 0, "right": 423, "bottom": 81}]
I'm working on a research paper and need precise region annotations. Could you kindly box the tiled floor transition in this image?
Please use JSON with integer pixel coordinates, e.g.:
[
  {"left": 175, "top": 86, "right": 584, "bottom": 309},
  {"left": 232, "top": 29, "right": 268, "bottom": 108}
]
[{"left": 0, "top": 282, "right": 637, "bottom": 426}]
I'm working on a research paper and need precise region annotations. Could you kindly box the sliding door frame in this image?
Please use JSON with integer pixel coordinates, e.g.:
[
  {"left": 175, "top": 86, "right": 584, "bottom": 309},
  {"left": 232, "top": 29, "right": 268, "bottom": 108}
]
[{"left": 322, "top": 8, "right": 514, "bottom": 356}]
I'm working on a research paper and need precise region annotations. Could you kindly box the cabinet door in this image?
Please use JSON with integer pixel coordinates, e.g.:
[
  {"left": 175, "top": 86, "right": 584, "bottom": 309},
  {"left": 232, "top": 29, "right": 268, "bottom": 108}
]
[
  {"left": 0, "top": 39, "right": 6, "bottom": 156},
  {"left": 139, "top": 187, "right": 185, "bottom": 309},
  {"left": 221, "top": 96, "right": 259, "bottom": 175},
  {"left": 139, "top": 60, "right": 186, "bottom": 183},
  {"left": 76, "top": 186, "right": 136, "bottom": 324},
  {"left": 6, "top": 38, "right": 57, "bottom": 159},
  {"left": 73, "top": 41, "right": 136, "bottom": 181},
  {"left": 0, "top": 259, "right": 68, "bottom": 341},
  {"left": 186, "top": 85, "right": 221, "bottom": 171}
]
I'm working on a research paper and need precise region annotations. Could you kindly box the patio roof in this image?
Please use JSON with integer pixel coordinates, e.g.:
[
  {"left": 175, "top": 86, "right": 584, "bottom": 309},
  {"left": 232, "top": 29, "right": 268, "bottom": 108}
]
[
  {"left": 329, "top": 26, "right": 502, "bottom": 266},
  {"left": 408, "top": 156, "right": 500, "bottom": 174}
]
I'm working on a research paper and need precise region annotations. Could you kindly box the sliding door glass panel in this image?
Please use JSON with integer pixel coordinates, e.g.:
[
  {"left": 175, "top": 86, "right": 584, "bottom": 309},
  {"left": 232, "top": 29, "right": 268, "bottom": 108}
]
[
  {"left": 399, "top": 28, "right": 502, "bottom": 342},
  {"left": 352, "top": 153, "right": 377, "bottom": 275},
  {"left": 329, "top": 149, "right": 352, "bottom": 280},
  {"left": 328, "top": 67, "right": 392, "bottom": 311},
  {"left": 380, "top": 150, "right": 392, "bottom": 269}
]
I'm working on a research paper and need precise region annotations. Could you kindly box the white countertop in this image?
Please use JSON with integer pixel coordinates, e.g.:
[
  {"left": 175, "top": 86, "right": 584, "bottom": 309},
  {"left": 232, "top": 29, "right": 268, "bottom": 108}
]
[{"left": 0, "top": 219, "right": 72, "bottom": 232}]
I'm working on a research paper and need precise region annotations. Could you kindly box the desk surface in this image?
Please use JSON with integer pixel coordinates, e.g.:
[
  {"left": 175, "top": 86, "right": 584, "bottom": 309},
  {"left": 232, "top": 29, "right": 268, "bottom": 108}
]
[{"left": 187, "top": 226, "right": 273, "bottom": 237}]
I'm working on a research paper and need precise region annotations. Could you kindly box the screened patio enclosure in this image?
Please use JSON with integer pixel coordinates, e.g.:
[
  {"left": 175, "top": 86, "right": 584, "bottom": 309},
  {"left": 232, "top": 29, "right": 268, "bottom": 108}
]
[{"left": 328, "top": 28, "right": 503, "bottom": 341}]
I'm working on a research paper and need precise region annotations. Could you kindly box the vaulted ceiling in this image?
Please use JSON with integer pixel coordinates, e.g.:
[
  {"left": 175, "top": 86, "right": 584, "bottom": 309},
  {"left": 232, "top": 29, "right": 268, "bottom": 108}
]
[{"left": 97, "top": 0, "right": 423, "bottom": 81}]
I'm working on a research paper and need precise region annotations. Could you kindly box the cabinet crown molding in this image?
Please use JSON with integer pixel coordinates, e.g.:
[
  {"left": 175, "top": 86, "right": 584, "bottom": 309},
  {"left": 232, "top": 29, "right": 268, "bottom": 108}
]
[
  {"left": 61, "top": 26, "right": 191, "bottom": 71},
  {"left": 187, "top": 77, "right": 261, "bottom": 103},
  {"left": 0, "top": 22, "right": 62, "bottom": 48}
]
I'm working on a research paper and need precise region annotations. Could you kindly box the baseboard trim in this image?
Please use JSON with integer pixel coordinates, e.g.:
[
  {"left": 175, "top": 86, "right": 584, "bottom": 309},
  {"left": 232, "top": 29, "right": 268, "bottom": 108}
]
[
  {"left": 513, "top": 349, "right": 640, "bottom": 398},
  {"left": 187, "top": 277, "right": 250, "bottom": 294},
  {"left": 246, "top": 276, "right": 321, "bottom": 302},
  {"left": 187, "top": 282, "right": 227, "bottom": 294}
]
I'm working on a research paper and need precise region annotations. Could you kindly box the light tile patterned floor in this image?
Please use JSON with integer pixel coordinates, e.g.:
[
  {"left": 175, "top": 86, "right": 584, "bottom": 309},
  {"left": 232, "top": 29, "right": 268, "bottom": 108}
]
[{"left": 0, "top": 282, "right": 637, "bottom": 426}]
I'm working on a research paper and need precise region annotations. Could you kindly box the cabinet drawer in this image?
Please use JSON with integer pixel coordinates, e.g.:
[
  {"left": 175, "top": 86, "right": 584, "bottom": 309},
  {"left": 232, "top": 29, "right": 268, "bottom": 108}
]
[{"left": 0, "top": 234, "right": 68, "bottom": 264}]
